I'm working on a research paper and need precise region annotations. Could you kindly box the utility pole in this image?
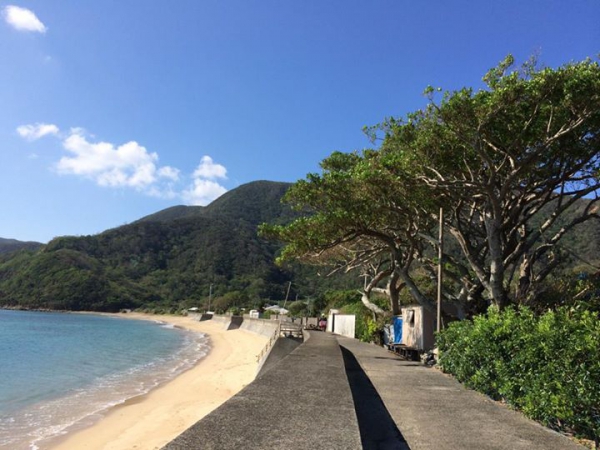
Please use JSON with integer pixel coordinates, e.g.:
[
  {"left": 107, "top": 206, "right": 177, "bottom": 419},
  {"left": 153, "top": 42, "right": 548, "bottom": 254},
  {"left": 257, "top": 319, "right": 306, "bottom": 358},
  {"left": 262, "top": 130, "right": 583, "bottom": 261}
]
[
  {"left": 437, "top": 207, "right": 444, "bottom": 333},
  {"left": 208, "top": 283, "right": 213, "bottom": 313},
  {"left": 283, "top": 281, "right": 292, "bottom": 309}
]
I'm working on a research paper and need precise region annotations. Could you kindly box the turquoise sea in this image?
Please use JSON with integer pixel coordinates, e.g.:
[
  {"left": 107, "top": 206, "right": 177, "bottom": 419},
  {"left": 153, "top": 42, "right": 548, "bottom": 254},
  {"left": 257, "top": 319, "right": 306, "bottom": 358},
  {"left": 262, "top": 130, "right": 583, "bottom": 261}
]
[{"left": 0, "top": 310, "right": 209, "bottom": 450}]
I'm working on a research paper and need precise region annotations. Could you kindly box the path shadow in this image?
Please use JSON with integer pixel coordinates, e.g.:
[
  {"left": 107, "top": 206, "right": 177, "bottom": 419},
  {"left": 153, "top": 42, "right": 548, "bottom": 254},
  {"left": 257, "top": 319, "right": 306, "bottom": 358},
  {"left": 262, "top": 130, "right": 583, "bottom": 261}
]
[{"left": 340, "top": 346, "right": 411, "bottom": 450}]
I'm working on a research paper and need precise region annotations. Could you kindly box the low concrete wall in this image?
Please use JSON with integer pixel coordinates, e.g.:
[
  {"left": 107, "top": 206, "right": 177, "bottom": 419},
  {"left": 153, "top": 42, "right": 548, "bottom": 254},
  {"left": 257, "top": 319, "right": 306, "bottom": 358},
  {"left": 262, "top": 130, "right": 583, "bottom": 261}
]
[
  {"left": 187, "top": 312, "right": 202, "bottom": 321},
  {"left": 209, "top": 316, "right": 281, "bottom": 336},
  {"left": 210, "top": 314, "right": 231, "bottom": 329},
  {"left": 239, "top": 317, "right": 280, "bottom": 338},
  {"left": 209, "top": 315, "right": 246, "bottom": 330}
]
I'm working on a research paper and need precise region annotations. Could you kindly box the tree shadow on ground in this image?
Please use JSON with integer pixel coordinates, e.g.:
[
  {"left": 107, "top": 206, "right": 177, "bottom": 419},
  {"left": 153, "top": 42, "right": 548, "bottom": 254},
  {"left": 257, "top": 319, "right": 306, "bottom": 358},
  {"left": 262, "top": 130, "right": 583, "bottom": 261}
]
[{"left": 340, "top": 345, "right": 411, "bottom": 450}]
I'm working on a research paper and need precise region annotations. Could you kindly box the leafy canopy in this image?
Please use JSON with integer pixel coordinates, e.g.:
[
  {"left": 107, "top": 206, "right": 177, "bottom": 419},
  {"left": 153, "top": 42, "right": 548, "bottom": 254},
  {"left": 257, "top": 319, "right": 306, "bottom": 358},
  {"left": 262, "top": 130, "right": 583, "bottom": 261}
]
[{"left": 264, "top": 56, "right": 600, "bottom": 314}]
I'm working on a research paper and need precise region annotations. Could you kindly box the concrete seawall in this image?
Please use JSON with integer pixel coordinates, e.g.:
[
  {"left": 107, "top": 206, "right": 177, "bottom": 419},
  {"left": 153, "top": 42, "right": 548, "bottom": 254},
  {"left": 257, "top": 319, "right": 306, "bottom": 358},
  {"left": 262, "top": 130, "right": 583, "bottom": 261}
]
[
  {"left": 207, "top": 315, "right": 280, "bottom": 337},
  {"left": 206, "top": 316, "right": 286, "bottom": 373},
  {"left": 209, "top": 314, "right": 231, "bottom": 328},
  {"left": 163, "top": 331, "right": 362, "bottom": 450},
  {"left": 239, "top": 317, "right": 280, "bottom": 337}
]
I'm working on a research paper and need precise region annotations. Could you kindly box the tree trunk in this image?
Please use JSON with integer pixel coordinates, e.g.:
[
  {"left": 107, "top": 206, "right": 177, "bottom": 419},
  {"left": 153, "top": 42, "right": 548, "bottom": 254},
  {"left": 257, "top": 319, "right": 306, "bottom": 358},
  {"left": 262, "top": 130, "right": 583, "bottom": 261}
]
[
  {"left": 398, "top": 269, "right": 437, "bottom": 313},
  {"left": 359, "top": 290, "right": 386, "bottom": 316},
  {"left": 485, "top": 212, "right": 508, "bottom": 308},
  {"left": 515, "top": 253, "right": 532, "bottom": 304},
  {"left": 388, "top": 271, "right": 402, "bottom": 315}
]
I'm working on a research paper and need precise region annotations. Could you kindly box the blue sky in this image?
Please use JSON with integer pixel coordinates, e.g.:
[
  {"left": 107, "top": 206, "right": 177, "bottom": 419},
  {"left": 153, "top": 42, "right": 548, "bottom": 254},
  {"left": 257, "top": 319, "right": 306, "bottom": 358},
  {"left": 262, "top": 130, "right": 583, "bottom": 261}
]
[{"left": 1, "top": 1, "right": 599, "bottom": 243}]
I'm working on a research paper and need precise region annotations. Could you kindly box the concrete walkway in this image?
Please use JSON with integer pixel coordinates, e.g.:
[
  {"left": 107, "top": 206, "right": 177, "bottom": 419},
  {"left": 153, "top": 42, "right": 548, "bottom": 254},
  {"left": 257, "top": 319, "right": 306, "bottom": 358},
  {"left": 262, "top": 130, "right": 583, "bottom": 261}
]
[
  {"left": 163, "top": 330, "right": 584, "bottom": 449},
  {"left": 337, "top": 336, "right": 584, "bottom": 450}
]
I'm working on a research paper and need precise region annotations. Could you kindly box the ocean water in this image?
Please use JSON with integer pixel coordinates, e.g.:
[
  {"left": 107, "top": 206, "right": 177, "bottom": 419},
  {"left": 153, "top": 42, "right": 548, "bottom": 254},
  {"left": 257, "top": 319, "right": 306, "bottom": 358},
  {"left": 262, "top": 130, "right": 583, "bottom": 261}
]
[{"left": 0, "top": 310, "right": 209, "bottom": 450}]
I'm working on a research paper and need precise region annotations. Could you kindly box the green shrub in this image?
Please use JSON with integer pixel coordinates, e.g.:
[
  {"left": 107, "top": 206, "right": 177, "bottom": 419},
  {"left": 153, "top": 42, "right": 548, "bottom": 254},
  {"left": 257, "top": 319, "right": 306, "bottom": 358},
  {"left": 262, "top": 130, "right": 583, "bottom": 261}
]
[
  {"left": 437, "top": 305, "right": 600, "bottom": 442},
  {"left": 287, "top": 301, "right": 309, "bottom": 317},
  {"left": 319, "top": 289, "right": 362, "bottom": 312}
]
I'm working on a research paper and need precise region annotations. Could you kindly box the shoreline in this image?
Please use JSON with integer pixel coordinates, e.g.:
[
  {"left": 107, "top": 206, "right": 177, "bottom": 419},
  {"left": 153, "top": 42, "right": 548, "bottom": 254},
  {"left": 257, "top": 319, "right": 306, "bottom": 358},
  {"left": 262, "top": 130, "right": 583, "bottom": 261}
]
[{"left": 46, "top": 313, "right": 268, "bottom": 450}]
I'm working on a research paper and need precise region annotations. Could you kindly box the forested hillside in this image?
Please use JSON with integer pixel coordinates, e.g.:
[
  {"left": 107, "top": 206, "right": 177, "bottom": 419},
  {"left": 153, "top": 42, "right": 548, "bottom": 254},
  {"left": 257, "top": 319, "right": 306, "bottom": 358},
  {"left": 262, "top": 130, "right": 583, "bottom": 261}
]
[{"left": 0, "top": 181, "right": 353, "bottom": 312}]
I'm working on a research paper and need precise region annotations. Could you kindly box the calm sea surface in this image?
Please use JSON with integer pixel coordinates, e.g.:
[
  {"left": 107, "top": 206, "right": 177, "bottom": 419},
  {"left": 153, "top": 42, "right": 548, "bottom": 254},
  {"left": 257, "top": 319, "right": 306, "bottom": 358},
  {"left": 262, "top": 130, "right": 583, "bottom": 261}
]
[{"left": 0, "top": 310, "right": 209, "bottom": 450}]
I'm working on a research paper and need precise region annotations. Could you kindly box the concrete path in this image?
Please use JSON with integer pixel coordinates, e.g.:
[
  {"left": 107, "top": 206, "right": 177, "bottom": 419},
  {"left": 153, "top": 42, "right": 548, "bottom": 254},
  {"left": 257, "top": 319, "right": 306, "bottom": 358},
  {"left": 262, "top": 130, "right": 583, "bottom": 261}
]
[{"left": 337, "top": 336, "right": 584, "bottom": 450}]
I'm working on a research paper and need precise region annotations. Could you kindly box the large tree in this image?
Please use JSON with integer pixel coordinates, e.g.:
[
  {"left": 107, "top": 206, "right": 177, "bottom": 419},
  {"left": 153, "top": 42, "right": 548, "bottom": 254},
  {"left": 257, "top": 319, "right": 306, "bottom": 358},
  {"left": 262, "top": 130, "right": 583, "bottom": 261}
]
[
  {"left": 371, "top": 56, "right": 600, "bottom": 308},
  {"left": 264, "top": 56, "right": 600, "bottom": 315},
  {"left": 260, "top": 150, "right": 441, "bottom": 315}
]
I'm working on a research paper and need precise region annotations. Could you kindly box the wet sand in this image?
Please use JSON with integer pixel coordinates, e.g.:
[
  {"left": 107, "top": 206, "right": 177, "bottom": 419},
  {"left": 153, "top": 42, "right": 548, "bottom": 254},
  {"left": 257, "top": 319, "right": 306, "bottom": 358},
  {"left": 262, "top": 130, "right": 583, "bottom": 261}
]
[{"left": 49, "top": 313, "right": 268, "bottom": 450}]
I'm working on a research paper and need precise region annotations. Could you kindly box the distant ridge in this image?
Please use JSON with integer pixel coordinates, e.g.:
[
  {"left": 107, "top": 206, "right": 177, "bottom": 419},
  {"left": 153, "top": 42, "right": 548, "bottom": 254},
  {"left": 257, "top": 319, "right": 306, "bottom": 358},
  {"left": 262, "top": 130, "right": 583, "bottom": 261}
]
[
  {"left": 0, "top": 238, "right": 43, "bottom": 255},
  {"left": 136, "top": 181, "right": 293, "bottom": 225},
  {"left": 135, "top": 205, "right": 205, "bottom": 224}
]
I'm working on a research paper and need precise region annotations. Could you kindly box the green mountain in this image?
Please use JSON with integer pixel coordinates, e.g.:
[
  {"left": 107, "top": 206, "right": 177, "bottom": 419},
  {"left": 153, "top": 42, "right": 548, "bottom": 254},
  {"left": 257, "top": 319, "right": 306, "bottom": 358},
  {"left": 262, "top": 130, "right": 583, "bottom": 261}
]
[
  {"left": 0, "top": 181, "right": 353, "bottom": 312},
  {"left": 0, "top": 238, "right": 43, "bottom": 255}
]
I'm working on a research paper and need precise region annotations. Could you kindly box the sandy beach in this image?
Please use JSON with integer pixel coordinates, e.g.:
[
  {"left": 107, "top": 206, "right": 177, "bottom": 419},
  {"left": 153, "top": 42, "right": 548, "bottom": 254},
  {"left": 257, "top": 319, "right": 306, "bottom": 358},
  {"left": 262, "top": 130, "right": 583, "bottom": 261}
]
[{"left": 49, "top": 313, "right": 268, "bottom": 450}]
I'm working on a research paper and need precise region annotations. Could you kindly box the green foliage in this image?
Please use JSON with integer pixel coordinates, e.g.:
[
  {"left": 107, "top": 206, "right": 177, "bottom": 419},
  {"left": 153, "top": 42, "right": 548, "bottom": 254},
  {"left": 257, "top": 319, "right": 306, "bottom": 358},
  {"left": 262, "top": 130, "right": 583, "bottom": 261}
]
[
  {"left": 379, "top": 56, "right": 600, "bottom": 308},
  {"left": 287, "top": 300, "right": 309, "bottom": 317},
  {"left": 438, "top": 305, "right": 600, "bottom": 442},
  {"left": 211, "top": 291, "right": 249, "bottom": 314},
  {"left": 339, "top": 301, "right": 384, "bottom": 343},
  {"left": 318, "top": 289, "right": 361, "bottom": 312},
  {"left": 228, "top": 306, "right": 242, "bottom": 316},
  {"left": 538, "top": 269, "right": 600, "bottom": 313}
]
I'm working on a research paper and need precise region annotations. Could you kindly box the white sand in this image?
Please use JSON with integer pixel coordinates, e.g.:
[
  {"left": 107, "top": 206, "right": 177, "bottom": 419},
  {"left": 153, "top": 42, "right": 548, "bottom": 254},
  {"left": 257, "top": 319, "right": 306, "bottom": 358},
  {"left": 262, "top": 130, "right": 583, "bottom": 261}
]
[{"left": 49, "top": 313, "right": 268, "bottom": 450}]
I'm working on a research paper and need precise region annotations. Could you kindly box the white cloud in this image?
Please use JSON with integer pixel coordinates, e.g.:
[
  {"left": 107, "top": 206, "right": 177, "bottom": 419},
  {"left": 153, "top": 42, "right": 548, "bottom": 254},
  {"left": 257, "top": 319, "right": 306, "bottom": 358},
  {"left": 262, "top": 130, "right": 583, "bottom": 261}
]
[
  {"left": 17, "top": 123, "right": 59, "bottom": 141},
  {"left": 181, "top": 155, "right": 228, "bottom": 205},
  {"left": 17, "top": 122, "right": 229, "bottom": 204},
  {"left": 193, "top": 155, "right": 227, "bottom": 179},
  {"left": 69, "top": 126, "right": 87, "bottom": 136},
  {"left": 3, "top": 5, "right": 47, "bottom": 33},
  {"left": 57, "top": 130, "right": 172, "bottom": 192},
  {"left": 158, "top": 166, "right": 180, "bottom": 181},
  {"left": 182, "top": 179, "right": 228, "bottom": 206}
]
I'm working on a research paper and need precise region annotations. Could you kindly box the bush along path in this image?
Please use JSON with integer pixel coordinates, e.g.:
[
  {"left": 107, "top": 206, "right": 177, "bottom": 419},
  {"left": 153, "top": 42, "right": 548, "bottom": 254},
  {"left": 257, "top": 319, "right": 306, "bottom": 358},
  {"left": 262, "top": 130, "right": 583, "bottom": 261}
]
[{"left": 437, "top": 305, "right": 600, "bottom": 447}]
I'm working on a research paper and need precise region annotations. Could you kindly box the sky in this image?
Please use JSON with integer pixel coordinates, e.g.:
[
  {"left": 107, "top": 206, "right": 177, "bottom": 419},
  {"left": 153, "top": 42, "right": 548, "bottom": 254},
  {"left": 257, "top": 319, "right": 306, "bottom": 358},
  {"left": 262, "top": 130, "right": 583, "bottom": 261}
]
[{"left": 1, "top": 1, "right": 599, "bottom": 243}]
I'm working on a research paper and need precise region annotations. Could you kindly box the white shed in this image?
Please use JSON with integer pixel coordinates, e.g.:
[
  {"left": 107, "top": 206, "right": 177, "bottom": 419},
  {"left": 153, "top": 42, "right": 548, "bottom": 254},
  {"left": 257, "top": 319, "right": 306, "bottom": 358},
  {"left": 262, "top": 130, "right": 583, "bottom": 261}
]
[{"left": 401, "top": 305, "right": 435, "bottom": 352}]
